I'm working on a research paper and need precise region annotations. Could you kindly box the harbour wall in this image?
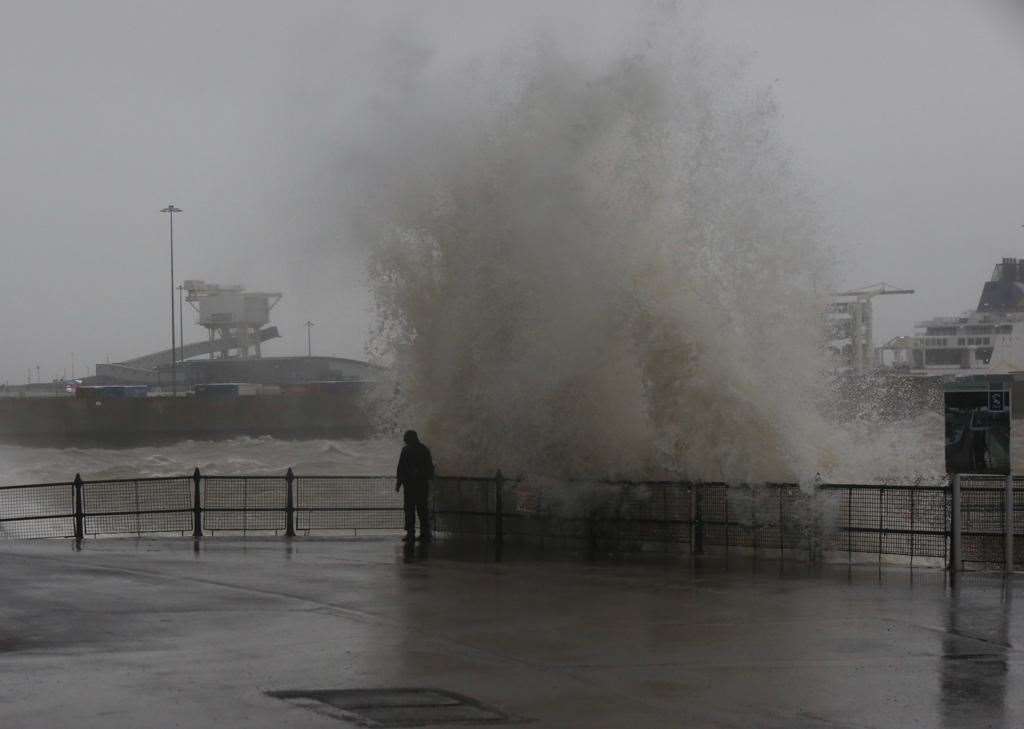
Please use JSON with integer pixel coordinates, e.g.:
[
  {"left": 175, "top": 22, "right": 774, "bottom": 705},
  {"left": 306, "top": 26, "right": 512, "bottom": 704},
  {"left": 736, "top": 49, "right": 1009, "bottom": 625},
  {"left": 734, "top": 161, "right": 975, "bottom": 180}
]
[{"left": 0, "top": 388, "right": 374, "bottom": 445}]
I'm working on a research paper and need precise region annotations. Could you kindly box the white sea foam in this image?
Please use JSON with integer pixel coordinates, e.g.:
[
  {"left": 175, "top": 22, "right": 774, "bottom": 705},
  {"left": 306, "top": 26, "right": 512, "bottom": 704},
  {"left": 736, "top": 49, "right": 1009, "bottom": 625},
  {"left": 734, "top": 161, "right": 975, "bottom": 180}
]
[
  {"left": 0, "top": 437, "right": 399, "bottom": 486},
  {"left": 354, "top": 12, "right": 942, "bottom": 483}
]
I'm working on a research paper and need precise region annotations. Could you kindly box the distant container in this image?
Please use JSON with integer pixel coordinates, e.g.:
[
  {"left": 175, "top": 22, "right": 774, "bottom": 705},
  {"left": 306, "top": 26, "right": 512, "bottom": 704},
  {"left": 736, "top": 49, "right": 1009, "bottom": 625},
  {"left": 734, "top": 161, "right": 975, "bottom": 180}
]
[
  {"left": 194, "top": 383, "right": 280, "bottom": 398},
  {"left": 308, "top": 381, "right": 361, "bottom": 395},
  {"left": 194, "top": 383, "right": 241, "bottom": 398},
  {"left": 76, "top": 385, "right": 149, "bottom": 400}
]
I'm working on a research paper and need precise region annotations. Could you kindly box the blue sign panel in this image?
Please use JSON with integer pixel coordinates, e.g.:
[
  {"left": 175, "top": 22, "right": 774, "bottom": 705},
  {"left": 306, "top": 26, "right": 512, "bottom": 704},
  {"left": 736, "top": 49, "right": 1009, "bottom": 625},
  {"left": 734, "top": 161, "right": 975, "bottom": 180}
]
[{"left": 945, "top": 390, "right": 1011, "bottom": 474}]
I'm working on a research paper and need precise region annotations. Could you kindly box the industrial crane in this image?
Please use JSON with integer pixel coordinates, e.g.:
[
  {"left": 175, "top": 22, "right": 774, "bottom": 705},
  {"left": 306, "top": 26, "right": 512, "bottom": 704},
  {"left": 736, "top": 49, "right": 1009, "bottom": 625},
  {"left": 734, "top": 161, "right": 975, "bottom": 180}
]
[{"left": 830, "top": 283, "right": 914, "bottom": 372}]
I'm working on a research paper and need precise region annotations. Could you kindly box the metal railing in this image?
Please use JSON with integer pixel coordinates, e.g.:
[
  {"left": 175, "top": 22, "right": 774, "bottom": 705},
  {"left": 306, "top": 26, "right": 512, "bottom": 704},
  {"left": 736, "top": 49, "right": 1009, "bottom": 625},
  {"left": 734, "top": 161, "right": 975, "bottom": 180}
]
[
  {"left": 0, "top": 470, "right": 1020, "bottom": 570},
  {"left": 817, "top": 484, "right": 950, "bottom": 567},
  {"left": 0, "top": 469, "right": 509, "bottom": 545},
  {"left": 956, "top": 474, "right": 1017, "bottom": 570}
]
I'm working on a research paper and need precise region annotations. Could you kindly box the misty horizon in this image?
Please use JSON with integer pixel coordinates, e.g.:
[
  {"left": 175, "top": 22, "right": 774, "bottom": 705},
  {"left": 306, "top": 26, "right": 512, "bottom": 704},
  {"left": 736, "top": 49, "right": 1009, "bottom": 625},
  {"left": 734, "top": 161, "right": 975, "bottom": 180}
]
[{"left": 2, "top": 1, "right": 1022, "bottom": 385}]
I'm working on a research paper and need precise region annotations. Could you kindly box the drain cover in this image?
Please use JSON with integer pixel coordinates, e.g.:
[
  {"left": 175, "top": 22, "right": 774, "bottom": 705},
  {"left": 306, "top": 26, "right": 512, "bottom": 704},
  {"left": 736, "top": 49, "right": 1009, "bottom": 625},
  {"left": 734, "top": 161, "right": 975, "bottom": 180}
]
[{"left": 268, "top": 688, "right": 518, "bottom": 726}]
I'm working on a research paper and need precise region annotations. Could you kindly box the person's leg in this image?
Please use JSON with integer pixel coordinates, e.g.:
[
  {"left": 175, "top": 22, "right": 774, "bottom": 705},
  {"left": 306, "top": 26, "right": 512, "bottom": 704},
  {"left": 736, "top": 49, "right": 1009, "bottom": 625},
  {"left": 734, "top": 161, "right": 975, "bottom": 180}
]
[
  {"left": 416, "top": 483, "right": 431, "bottom": 541},
  {"left": 403, "top": 486, "right": 415, "bottom": 538}
]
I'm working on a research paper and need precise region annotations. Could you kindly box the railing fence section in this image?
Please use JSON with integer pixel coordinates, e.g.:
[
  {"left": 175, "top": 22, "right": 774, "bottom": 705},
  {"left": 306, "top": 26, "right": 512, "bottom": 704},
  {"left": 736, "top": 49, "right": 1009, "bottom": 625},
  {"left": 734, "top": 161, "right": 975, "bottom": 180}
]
[
  {"left": 0, "top": 480, "right": 75, "bottom": 539},
  {"left": 81, "top": 476, "right": 194, "bottom": 537},
  {"left": 0, "top": 470, "right": 1021, "bottom": 570},
  {"left": 294, "top": 475, "right": 402, "bottom": 532},
  {"left": 952, "top": 474, "right": 1022, "bottom": 570}
]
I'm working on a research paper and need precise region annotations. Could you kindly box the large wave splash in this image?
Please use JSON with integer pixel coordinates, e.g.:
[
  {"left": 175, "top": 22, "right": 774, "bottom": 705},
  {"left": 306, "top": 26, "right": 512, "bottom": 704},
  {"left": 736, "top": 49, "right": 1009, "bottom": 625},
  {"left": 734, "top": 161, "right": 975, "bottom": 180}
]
[{"left": 360, "top": 25, "right": 843, "bottom": 482}]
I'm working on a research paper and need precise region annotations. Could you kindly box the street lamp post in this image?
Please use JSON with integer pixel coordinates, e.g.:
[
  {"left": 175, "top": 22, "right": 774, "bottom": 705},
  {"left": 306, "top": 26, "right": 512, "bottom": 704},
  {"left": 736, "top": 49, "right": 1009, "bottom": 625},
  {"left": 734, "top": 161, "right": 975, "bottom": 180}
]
[
  {"left": 160, "top": 205, "right": 182, "bottom": 396},
  {"left": 177, "top": 284, "right": 185, "bottom": 363},
  {"left": 305, "top": 320, "right": 314, "bottom": 357}
]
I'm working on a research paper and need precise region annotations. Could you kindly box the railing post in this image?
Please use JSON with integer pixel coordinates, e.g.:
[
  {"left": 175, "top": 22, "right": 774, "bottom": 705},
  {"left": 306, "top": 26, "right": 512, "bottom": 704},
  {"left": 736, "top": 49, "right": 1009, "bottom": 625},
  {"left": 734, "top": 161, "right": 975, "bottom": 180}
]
[
  {"left": 192, "top": 467, "right": 203, "bottom": 539},
  {"left": 693, "top": 484, "right": 704, "bottom": 555},
  {"left": 878, "top": 487, "right": 884, "bottom": 568},
  {"left": 688, "top": 485, "right": 694, "bottom": 549},
  {"left": 73, "top": 473, "right": 84, "bottom": 541},
  {"left": 1005, "top": 474, "right": 1014, "bottom": 573},
  {"left": 809, "top": 475, "right": 822, "bottom": 563},
  {"left": 724, "top": 486, "right": 730, "bottom": 559},
  {"left": 909, "top": 488, "right": 915, "bottom": 569},
  {"left": 285, "top": 467, "right": 296, "bottom": 538},
  {"left": 663, "top": 486, "right": 670, "bottom": 556},
  {"left": 751, "top": 485, "right": 759, "bottom": 557},
  {"left": 779, "top": 486, "right": 785, "bottom": 559},
  {"left": 847, "top": 486, "right": 852, "bottom": 565},
  {"left": 951, "top": 474, "right": 962, "bottom": 573},
  {"left": 943, "top": 482, "right": 949, "bottom": 567},
  {"left": 812, "top": 482, "right": 825, "bottom": 563},
  {"left": 494, "top": 470, "right": 504, "bottom": 562}
]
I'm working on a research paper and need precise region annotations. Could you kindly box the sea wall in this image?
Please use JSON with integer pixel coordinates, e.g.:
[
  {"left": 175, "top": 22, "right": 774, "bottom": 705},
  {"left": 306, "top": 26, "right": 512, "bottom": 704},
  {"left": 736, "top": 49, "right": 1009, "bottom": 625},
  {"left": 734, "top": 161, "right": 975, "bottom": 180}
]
[{"left": 0, "top": 388, "right": 373, "bottom": 445}]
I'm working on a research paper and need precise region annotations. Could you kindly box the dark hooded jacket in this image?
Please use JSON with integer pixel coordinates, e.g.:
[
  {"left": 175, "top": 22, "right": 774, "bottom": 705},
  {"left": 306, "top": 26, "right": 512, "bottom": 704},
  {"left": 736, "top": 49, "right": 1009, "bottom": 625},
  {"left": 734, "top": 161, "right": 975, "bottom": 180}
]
[{"left": 397, "top": 440, "right": 435, "bottom": 486}]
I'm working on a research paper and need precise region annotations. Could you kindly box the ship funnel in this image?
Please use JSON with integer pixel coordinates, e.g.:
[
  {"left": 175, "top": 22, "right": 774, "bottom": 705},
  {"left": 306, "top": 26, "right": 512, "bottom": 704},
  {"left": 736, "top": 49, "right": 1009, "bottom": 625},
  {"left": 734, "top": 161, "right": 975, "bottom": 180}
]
[{"left": 979, "top": 258, "right": 1024, "bottom": 312}]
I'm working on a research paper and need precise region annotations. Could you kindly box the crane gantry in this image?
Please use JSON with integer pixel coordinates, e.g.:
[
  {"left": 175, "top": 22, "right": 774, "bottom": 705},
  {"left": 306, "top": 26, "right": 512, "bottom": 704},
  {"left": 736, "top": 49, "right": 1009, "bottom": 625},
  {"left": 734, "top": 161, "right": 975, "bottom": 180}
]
[{"left": 829, "top": 283, "right": 914, "bottom": 373}]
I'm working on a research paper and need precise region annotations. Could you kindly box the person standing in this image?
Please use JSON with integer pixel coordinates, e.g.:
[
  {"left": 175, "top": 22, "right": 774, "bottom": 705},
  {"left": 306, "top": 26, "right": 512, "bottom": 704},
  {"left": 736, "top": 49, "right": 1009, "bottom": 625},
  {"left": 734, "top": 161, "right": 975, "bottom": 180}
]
[{"left": 395, "top": 430, "right": 435, "bottom": 542}]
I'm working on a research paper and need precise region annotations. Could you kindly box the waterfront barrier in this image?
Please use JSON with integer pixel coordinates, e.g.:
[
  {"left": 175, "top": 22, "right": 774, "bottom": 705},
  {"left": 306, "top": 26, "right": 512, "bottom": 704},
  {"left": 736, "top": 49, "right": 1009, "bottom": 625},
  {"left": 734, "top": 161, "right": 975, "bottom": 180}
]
[{"left": 0, "top": 471, "right": 1019, "bottom": 570}]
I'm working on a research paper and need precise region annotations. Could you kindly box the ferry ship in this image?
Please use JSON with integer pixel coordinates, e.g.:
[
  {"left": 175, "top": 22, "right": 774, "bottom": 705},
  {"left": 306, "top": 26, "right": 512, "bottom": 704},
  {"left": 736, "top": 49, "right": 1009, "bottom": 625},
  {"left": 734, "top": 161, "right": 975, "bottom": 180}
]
[{"left": 881, "top": 258, "right": 1024, "bottom": 377}]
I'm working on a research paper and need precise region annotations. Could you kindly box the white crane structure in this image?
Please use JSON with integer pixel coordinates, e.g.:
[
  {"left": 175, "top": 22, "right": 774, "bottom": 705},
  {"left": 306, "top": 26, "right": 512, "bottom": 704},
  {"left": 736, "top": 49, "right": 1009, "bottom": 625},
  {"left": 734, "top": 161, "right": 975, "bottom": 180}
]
[
  {"left": 183, "top": 281, "right": 283, "bottom": 360},
  {"left": 829, "top": 283, "right": 914, "bottom": 373}
]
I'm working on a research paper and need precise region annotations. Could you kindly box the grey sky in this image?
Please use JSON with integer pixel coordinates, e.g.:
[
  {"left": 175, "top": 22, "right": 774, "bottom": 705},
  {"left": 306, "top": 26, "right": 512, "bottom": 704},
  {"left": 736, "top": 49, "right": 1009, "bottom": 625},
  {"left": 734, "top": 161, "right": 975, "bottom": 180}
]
[{"left": 1, "top": 1, "right": 1022, "bottom": 384}]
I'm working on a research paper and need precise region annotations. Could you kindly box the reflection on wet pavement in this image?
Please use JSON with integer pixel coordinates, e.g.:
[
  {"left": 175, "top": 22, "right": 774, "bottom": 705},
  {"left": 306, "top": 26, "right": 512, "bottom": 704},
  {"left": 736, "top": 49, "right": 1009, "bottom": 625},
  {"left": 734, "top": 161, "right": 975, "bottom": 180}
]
[{"left": 1, "top": 538, "right": 1023, "bottom": 728}]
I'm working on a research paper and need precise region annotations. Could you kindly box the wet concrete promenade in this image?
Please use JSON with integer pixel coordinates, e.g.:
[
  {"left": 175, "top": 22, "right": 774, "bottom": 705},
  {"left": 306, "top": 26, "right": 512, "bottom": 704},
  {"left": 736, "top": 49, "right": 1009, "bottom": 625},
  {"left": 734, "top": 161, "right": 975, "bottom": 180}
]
[{"left": 1, "top": 538, "right": 1021, "bottom": 728}]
